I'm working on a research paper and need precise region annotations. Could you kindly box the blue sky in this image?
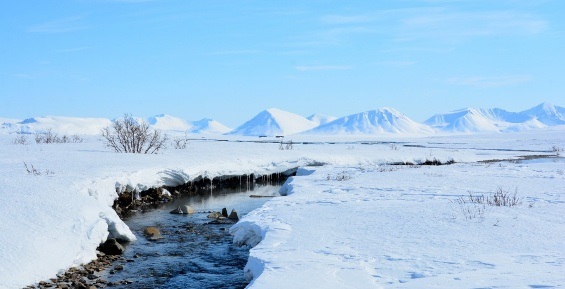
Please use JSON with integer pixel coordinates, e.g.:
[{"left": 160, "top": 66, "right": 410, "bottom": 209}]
[{"left": 1, "top": 0, "right": 563, "bottom": 127}]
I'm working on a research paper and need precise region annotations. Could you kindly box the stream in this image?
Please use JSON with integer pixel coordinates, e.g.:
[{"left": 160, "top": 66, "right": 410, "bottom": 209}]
[{"left": 103, "top": 184, "right": 283, "bottom": 289}]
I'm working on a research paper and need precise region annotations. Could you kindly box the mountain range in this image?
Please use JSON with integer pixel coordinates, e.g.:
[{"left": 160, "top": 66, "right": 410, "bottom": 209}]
[
  {"left": 1, "top": 102, "right": 563, "bottom": 136},
  {"left": 424, "top": 102, "right": 564, "bottom": 133}
]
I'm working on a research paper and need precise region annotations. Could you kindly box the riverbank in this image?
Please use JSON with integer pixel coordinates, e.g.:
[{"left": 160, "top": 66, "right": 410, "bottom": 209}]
[
  {"left": 232, "top": 158, "right": 565, "bottom": 288},
  {"left": 1, "top": 129, "right": 564, "bottom": 288}
]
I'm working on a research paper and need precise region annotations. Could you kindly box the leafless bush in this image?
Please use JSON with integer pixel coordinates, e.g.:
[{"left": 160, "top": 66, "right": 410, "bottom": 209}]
[
  {"left": 100, "top": 114, "right": 168, "bottom": 154},
  {"left": 279, "top": 140, "right": 294, "bottom": 150},
  {"left": 33, "top": 129, "right": 84, "bottom": 144},
  {"left": 172, "top": 134, "right": 189, "bottom": 149},
  {"left": 71, "top": 134, "right": 84, "bottom": 143},
  {"left": 12, "top": 135, "right": 30, "bottom": 145},
  {"left": 552, "top": 146, "right": 563, "bottom": 156},
  {"left": 451, "top": 200, "right": 486, "bottom": 220},
  {"left": 23, "top": 162, "right": 53, "bottom": 176},
  {"left": 451, "top": 188, "right": 522, "bottom": 220},
  {"left": 456, "top": 188, "right": 521, "bottom": 207},
  {"left": 34, "top": 129, "right": 59, "bottom": 144},
  {"left": 489, "top": 188, "right": 522, "bottom": 207},
  {"left": 389, "top": 143, "right": 399, "bottom": 150},
  {"left": 377, "top": 165, "right": 399, "bottom": 172},
  {"left": 326, "top": 171, "right": 352, "bottom": 181}
]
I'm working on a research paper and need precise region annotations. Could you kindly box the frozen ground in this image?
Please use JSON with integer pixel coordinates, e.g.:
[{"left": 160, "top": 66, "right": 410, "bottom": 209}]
[{"left": 0, "top": 127, "right": 564, "bottom": 288}]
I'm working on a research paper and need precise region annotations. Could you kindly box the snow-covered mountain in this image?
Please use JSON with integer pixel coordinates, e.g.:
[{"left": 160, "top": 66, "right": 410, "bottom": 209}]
[
  {"left": 306, "top": 108, "right": 434, "bottom": 135},
  {"left": 307, "top": 113, "right": 338, "bottom": 126},
  {"left": 520, "top": 102, "right": 565, "bottom": 126},
  {"left": 424, "top": 108, "right": 506, "bottom": 133},
  {"left": 425, "top": 102, "right": 564, "bottom": 133},
  {"left": 1, "top": 116, "right": 113, "bottom": 135},
  {"left": 228, "top": 108, "right": 318, "bottom": 136},
  {"left": 189, "top": 118, "right": 231, "bottom": 134},
  {"left": 144, "top": 114, "right": 192, "bottom": 132}
]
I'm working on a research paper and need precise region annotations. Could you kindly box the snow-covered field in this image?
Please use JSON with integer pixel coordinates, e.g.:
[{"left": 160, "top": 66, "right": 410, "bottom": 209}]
[{"left": 0, "top": 127, "right": 564, "bottom": 288}]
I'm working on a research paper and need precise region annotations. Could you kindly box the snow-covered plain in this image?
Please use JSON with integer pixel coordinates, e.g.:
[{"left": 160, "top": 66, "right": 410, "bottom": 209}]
[{"left": 0, "top": 127, "right": 564, "bottom": 288}]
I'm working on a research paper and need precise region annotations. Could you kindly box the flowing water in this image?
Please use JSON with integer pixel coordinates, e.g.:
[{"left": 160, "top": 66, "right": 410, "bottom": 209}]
[{"left": 103, "top": 184, "right": 282, "bottom": 289}]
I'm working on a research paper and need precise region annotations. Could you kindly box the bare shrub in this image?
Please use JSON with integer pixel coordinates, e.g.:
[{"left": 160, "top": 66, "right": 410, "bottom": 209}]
[
  {"left": 172, "top": 134, "right": 189, "bottom": 149},
  {"left": 489, "top": 188, "right": 521, "bottom": 207},
  {"left": 326, "top": 171, "right": 352, "bottom": 181},
  {"left": 451, "top": 199, "right": 486, "bottom": 220},
  {"left": 33, "top": 129, "right": 83, "bottom": 144},
  {"left": 71, "top": 134, "right": 84, "bottom": 143},
  {"left": 36, "top": 129, "right": 59, "bottom": 144},
  {"left": 279, "top": 140, "right": 294, "bottom": 150},
  {"left": 12, "top": 135, "right": 30, "bottom": 145},
  {"left": 389, "top": 143, "right": 399, "bottom": 150},
  {"left": 456, "top": 188, "right": 521, "bottom": 208},
  {"left": 100, "top": 114, "right": 168, "bottom": 154},
  {"left": 451, "top": 188, "right": 521, "bottom": 220},
  {"left": 22, "top": 162, "right": 54, "bottom": 175},
  {"left": 552, "top": 146, "right": 563, "bottom": 156}
]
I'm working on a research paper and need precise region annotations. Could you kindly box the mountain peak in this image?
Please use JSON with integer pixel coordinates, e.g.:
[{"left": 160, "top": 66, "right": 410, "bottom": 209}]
[
  {"left": 229, "top": 108, "right": 316, "bottom": 136},
  {"left": 306, "top": 108, "right": 434, "bottom": 135},
  {"left": 307, "top": 113, "right": 338, "bottom": 126}
]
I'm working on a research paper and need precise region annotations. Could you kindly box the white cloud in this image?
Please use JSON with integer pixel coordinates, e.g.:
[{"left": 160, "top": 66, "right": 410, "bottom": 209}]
[
  {"left": 28, "top": 16, "right": 89, "bottom": 34},
  {"left": 320, "top": 15, "right": 374, "bottom": 25},
  {"left": 57, "top": 47, "right": 92, "bottom": 53},
  {"left": 447, "top": 75, "right": 532, "bottom": 87},
  {"left": 399, "top": 11, "right": 548, "bottom": 40},
  {"left": 207, "top": 50, "right": 262, "bottom": 56},
  {"left": 377, "top": 61, "right": 416, "bottom": 67},
  {"left": 295, "top": 65, "right": 352, "bottom": 71}
]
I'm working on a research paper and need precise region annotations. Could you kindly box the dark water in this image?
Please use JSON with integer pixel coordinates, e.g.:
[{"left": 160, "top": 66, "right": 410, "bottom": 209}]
[{"left": 104, "top": 185, "right": 281, "bottom": 289}]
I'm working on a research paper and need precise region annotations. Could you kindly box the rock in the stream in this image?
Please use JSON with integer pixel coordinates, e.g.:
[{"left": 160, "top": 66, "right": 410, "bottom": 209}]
[
  {"left": 207, "top": 212, "right": 222, "bottom": 219},
  {"left": 169, "top": 205, "right": 195, "bottom": 214},
  {"left": 98, "top": 239, "right": 125, "bottom": 256},
  {"left": 221, "top": 207, "right": 228, "bottom": 218},
  {"left": 228, "top": 209, "right": 239, "bottom": 220},
  {"left": 144, "top": 226, "right": 164, "bottom": 240}
]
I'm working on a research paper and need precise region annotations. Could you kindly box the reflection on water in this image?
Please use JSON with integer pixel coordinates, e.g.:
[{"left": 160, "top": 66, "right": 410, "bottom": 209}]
[{"left": 104, "top": 185, "right": 281, "bottom": 289}]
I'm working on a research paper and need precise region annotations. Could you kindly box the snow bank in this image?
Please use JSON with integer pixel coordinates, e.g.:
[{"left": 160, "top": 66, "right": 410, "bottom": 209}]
[
  {"left": 1, "top": 128, "right": 564, "bottom": 288},
  {"left": 234, "top": 160, "right": 565, "bottom": 288}
]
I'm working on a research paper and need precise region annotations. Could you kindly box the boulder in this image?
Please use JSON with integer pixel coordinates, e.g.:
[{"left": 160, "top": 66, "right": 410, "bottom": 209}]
[
  {"left": 143, "top": 227, "right": 163, "bottom": 240},
  {"left": 207, "top": 212, "right": 222, "bottom": 219},
  {"left": 221, "top": 207, "right": 228, "bottom": 218},
  {"left": 98, "top": 239, "right": 124, "bottom": 256},
  {"left": 169, "top": 205, "right": 195, "bottom": 214},
  {"left": 228, "top": 209, "right": 239, "bottom": 220}
]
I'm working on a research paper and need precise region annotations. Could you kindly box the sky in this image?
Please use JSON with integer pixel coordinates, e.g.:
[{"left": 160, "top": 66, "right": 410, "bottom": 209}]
[{"left": 1, "top": 0, "right": 564, "bottom": 127}]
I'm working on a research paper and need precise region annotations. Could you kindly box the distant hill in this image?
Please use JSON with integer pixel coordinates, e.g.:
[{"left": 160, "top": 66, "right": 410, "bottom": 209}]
[
  {"left": 189, "top": 118, "right": 231, "bottom": 134},
  {"left": 1, "top": 116, "right": 112, "bottom": 135},
  {"left": 228, "top": 108, "right": 317, "bottom": 136},
  {"left": 306, "top": 108, "right": 434, "bottom": 135},
  {"left": 307, "top": 113, "right": 338, "bottom": 126},
  {"left": 424, "top": 102, "right": 563, "bottom": 132},
  {"left": 144, "top": 114, "right": 192, "bottom": 132},
  {"left": 520, "top": 102, "right": 565, "bottom": 126},
  {"left": 2, "top": 102, "right": 562, "bottom": 136}
]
